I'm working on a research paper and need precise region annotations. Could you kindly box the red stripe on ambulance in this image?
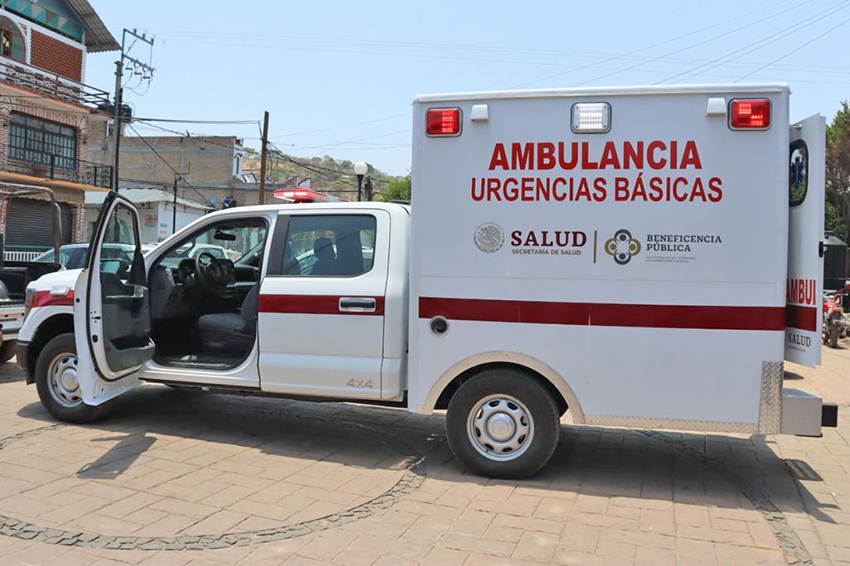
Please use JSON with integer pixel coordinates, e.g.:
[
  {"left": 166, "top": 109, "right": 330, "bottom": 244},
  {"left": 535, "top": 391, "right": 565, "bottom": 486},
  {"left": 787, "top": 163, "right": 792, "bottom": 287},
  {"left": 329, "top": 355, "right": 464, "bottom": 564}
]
[{"left": 419, "top": 297, "right": 786, "bottom": 331}]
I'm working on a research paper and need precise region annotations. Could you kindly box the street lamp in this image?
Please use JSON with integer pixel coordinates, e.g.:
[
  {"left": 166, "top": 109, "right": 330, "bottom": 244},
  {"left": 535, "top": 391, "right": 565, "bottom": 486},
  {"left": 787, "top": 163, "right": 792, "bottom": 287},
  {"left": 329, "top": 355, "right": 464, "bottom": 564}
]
[{"left": 354, "top": 161, "right": 368, "bottom": 202}]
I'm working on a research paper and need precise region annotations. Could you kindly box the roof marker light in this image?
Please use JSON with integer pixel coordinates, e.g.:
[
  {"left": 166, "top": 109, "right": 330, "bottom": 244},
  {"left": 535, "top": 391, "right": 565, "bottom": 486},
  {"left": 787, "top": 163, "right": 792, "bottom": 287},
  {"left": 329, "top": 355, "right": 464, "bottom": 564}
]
[
  {"left": 426, "top": 107, "right": 461, "bottom": 137},
  {"left": 729, "top": 99, "right": 770, "bottom": 130},
  {"left": 571, "top": 102, "right": 611, "bottom": 134}
]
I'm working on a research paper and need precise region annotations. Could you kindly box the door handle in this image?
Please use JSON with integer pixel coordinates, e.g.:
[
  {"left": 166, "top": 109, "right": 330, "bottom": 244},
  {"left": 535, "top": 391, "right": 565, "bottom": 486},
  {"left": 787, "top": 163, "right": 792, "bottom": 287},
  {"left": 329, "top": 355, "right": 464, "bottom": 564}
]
[{"left": 339, "top": 297, "right": 376, "bottom": 313}]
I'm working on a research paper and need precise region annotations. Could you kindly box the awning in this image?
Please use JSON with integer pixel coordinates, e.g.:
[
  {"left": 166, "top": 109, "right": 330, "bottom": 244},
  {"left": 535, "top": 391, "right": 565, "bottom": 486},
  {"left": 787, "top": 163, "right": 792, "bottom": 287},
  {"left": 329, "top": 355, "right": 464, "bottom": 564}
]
[{"left": 0, "top": 170, "right": 110, "bottom": 193}]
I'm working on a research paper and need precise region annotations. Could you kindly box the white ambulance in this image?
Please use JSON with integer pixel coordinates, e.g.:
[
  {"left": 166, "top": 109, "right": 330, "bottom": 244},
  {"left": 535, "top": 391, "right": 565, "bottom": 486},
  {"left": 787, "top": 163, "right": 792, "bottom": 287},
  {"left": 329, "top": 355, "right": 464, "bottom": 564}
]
[{"left": 17, "top": 83, "right": 836, "bottom": 477}]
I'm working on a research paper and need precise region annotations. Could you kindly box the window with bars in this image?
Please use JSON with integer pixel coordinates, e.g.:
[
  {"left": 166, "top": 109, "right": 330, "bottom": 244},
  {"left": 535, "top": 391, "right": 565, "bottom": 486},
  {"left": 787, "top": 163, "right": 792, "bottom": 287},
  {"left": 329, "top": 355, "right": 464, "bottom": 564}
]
[{"left": 9, "top": 112, "right": 77, "bottom": 170}]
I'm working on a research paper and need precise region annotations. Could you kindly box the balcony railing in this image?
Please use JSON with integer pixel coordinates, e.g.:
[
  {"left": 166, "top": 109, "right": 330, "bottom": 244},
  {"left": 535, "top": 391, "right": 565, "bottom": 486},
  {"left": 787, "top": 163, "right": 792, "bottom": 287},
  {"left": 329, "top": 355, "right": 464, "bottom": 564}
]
[
  {"left": 0, "top": 57, "right": 111, "bottom": 109},
  {"left": 0, "top": 144, "right": 112, "bottom": 188}
]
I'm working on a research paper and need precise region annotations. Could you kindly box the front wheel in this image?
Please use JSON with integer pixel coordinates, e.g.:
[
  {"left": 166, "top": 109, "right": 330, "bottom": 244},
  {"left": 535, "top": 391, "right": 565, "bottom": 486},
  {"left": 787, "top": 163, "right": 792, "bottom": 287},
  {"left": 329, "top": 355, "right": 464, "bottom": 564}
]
[
  {"left": 446, "top": 369, "right": 560, "bottom": 478},
  {"left": 829, "top": 326, "right": 840, "bottom": 348},
  {"left": 35, "top": 333, "right": 101, "bottom": 423}
]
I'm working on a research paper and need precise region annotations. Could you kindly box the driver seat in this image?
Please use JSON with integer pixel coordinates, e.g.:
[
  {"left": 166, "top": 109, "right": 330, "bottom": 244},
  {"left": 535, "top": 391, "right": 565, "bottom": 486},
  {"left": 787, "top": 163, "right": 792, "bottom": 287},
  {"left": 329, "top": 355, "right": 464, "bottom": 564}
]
[{"left": 197, "top": 284, "right": 259, "bottom": 353}]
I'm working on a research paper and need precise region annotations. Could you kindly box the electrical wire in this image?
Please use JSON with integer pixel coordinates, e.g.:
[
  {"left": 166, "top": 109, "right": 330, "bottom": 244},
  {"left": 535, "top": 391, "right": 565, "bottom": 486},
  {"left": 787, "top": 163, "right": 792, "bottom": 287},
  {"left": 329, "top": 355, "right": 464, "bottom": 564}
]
[
  {"left": 507, "top": 0, "right": 803, "bottom": 89},
  {"left": 570, "top": 0, "right": 821, "bottom": 87},
  {"left": 660, "top": 0, "right": 850, "bottom": 84},
  {"left": 735, "top": 14, "right": 850, "bottom": 81},
  {"left": 125, "top": 124, "right": 214, "bottom": 207}
]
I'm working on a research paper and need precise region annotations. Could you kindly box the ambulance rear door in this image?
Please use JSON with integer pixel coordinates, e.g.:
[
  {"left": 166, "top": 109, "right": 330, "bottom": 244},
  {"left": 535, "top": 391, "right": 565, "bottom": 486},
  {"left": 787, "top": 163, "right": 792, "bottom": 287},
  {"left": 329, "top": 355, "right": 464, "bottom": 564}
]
[{"left": 785, "top": 114, "right": 826, "bottom": 367}]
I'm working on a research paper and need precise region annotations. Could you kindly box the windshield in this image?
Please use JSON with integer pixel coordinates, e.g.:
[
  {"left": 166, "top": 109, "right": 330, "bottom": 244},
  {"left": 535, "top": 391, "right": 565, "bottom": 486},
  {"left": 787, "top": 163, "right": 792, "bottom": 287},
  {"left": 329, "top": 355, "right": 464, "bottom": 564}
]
[{"left": 159, "top": 221, "right": 267, "bottom": 268}]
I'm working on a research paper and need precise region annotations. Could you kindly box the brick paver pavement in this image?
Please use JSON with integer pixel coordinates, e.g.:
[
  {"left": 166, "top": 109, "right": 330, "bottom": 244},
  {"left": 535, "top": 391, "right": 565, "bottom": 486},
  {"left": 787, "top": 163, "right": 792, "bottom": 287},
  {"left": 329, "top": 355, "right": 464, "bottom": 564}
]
[{"left": 0, "top": 343, "right": 848, "bottom": 565}]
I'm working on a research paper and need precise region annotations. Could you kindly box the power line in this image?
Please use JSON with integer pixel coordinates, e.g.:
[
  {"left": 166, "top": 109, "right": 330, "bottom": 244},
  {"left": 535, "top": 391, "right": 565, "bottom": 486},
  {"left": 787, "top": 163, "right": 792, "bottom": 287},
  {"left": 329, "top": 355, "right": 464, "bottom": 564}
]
[
  {"left": 507, "top": 0, "right": 803, "bottom": 89},
  {"left": 131, "top": 117, "right": 261, "bottom": 125},
  {"left": 125, "top": 123, "right": 214, "bottom": 207},
  {"left": 660, "top": 0, "right": 850, "bottom": 84},
  {"left": 569, "top": 0, "right": 819, "bottom": 87},
  {"left": 735, "top": 13, "right": 850, "bottom": 82}
]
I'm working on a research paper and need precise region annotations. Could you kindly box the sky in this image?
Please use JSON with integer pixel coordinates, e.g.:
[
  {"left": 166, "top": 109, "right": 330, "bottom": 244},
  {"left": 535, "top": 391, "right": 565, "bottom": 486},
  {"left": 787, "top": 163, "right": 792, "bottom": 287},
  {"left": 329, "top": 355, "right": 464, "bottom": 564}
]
[{"left": 83, "top": 0, "right": 850, "bottom": 176}]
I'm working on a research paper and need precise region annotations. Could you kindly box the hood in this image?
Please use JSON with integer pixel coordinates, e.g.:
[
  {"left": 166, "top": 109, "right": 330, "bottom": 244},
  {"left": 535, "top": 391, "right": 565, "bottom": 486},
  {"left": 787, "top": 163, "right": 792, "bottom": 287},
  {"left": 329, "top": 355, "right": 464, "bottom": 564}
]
[{"left": 28, "top": 268, "right": 83, "bottom": 291}]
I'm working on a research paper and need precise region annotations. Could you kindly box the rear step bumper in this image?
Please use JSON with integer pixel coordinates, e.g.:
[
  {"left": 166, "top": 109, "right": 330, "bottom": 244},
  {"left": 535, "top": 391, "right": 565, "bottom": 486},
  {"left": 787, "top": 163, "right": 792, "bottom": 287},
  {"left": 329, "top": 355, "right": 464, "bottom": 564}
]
[{"left": 781, "top": 388, "right": 838, "bottom": 436}]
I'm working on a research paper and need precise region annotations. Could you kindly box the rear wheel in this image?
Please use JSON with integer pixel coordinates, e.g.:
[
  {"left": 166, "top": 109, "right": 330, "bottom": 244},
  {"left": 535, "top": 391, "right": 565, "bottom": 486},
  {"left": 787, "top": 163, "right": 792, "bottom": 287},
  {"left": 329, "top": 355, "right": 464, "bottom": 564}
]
[
  {"left": 446, "top": 369, "right": 560, "bottom": 478},
  {"left": 829, "top": 326, "right": 839, "bottom": 348},
  {"left": 35, "top": 333, "right": 101, "bottom": 423},
  {"left": 0, "top": 340, "right": 16, "bottom": 363}
]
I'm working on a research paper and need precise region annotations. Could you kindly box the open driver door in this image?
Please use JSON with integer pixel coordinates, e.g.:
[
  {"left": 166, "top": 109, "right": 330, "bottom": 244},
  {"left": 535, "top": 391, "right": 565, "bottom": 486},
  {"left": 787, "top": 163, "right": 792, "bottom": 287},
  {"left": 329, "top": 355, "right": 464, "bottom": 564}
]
[
  {"left": 74, "top": 191, "right": 154, "bottom": 405},
  {"left": 785, "top": 114, "right": 826, "bottom": 368}
]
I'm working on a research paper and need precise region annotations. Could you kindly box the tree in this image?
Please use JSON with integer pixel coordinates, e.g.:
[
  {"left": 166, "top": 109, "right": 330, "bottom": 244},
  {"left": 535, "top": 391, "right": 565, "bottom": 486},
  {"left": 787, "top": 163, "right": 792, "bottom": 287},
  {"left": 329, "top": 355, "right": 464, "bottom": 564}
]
[
  {"left": 379, "top": 175, "right": 411, "bottom": 202},
  {"left": 826, "top": 102, "right": 850, "bottom": 241}
]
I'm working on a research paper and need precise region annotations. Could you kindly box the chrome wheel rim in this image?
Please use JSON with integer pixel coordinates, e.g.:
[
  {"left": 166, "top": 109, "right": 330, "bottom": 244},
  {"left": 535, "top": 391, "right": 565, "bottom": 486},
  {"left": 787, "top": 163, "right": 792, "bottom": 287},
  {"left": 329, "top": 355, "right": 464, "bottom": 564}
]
[
  {"left": 466, "top": 394, "right": 534, "bottom": 461},
  {"left": 47, "top": 352, "right": 82, "bottom": 408}
]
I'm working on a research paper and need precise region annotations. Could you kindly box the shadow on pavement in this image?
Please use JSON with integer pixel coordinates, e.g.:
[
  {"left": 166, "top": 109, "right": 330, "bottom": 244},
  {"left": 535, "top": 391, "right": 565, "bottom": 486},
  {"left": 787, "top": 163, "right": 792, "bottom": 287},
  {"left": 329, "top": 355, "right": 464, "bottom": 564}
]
[{"left": 12, "top": 381, "right": 836, "bottom": 525}]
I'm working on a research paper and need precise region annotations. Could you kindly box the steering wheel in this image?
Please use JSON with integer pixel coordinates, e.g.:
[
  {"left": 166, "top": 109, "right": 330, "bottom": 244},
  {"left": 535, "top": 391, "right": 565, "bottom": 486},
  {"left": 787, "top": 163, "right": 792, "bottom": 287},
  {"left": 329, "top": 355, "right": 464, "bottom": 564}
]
[{"left": 194, "top": 252, "right": 234, "bottom": 294}]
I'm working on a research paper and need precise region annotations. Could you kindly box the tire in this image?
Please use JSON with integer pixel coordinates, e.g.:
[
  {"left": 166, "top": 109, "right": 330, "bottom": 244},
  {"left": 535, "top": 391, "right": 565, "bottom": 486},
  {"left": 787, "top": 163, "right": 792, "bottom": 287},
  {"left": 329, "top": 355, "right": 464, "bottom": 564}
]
[
  {"left": 446, "top": 369, "right": 560, "bottom": 478},
  {"left": 829, "top": 327, "right": 839, "bottom": 348},
  {"left": 35, "top": 333, "right": 101, "bottom": 423},
  {"left": 0, "top": 340, "right": 15, "bottom": 363}
]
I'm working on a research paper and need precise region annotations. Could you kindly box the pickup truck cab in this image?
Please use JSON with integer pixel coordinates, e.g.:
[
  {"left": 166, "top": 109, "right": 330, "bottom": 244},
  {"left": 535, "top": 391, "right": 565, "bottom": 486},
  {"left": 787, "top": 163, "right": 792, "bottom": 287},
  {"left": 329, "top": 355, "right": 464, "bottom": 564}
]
[{"left": 19, "top": 83, "right": 838, "bottom": 478}]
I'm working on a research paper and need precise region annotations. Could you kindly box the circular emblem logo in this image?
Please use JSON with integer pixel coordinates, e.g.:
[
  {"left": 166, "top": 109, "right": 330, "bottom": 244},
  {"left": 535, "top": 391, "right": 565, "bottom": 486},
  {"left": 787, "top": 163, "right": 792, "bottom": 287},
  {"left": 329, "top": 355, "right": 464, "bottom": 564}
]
[
  {"left": 604, "top": 229, "right": 641, "bottom": 265},
  {"left": 474, "top": 222, "right": 505, "bottom": 253}
]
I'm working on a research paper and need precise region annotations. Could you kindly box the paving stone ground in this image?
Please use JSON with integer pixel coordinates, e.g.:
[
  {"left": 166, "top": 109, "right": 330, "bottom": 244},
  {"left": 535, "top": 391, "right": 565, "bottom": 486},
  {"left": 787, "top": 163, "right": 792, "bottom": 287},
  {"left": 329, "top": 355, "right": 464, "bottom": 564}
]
[{"left": 0, "top": 343, "right": 848, "bottom": 565}]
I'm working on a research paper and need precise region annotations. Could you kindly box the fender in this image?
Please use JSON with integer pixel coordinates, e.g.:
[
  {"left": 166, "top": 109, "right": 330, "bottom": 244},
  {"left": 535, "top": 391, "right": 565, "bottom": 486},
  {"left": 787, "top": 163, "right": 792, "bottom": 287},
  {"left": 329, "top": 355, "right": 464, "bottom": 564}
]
[
  {"left": 18, "top": 304, "right": 73, "bottom": 343},
  {"left": 418, "top": 350, "right": 585, "bottom": 423}
]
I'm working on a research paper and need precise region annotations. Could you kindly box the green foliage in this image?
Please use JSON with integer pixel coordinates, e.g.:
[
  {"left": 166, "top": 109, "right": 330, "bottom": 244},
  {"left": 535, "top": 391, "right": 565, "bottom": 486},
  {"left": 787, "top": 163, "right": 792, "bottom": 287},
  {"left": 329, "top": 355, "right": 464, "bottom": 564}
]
[
  {"left": 244, "top": 151, "right": 398, "bottom": 201},
  {"left": 378, "top": 175, "right": 411, "bottom": 202},
  {"left": 827, "top": 101, "right": 850, "bottom": 241}
]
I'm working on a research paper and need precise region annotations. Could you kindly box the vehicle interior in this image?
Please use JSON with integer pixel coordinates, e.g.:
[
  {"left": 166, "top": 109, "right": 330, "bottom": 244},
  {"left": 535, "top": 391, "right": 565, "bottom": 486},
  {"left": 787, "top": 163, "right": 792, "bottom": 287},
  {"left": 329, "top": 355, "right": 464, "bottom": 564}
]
[{"left": 148, "top": 219, "right": 268, "bottom": 369}]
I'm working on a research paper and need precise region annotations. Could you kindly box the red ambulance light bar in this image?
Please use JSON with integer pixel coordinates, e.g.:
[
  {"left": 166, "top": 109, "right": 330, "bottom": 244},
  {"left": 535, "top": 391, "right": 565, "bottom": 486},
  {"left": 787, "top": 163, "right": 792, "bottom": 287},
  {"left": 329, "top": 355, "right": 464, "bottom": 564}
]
[
  {"left": 274, "top": 188, "right": 343, "bottom": 203},
  {"left": 729, "top": 99, "right": 771, "bottom": 130},
  {"left": 426, "top": 107, "right": 462, "bottom": 137}
]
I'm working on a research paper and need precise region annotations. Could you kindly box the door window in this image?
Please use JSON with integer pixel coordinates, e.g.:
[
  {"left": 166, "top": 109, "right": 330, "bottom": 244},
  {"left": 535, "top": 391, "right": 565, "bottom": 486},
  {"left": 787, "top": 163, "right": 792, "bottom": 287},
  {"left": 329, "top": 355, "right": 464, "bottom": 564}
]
[
  {"left": 100, "top": 204, "right": 138, "bottom": 279},
  {"left": 276, "top": 215, "right": 376, "bottom": 277},
  {"left": 790, "top": 140, "right": 808, "bottom": 207}
]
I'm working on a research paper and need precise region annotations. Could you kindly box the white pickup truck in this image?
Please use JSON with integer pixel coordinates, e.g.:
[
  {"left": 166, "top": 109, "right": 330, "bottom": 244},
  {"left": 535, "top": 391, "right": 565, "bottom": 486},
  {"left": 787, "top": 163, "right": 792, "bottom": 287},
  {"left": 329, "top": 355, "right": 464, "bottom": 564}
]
[{"left": 17, "top": 83, "right": 837, "bottom": 477}]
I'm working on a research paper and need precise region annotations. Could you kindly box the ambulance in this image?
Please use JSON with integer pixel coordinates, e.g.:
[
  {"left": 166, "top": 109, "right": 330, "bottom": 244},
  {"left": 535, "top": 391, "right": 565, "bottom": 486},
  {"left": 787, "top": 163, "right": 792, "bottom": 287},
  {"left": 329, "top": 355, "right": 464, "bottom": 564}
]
[{"left": 17, "top": 83, "right": 837, "bottom": 477}]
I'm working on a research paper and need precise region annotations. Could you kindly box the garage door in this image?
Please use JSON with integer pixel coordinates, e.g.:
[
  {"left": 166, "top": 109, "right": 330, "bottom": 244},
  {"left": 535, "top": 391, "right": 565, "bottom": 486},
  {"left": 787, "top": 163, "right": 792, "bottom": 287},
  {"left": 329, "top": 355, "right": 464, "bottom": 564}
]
[{"left": 6, "top": 198, "right": 73, "bottom": 249}]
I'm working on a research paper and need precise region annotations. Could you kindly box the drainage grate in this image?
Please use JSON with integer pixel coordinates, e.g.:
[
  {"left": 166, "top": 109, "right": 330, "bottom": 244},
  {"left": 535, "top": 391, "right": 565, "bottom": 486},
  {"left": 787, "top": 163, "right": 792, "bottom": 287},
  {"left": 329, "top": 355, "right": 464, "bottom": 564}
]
[{"left": 786, "top": 459, "right": 822, "bottom": 481}]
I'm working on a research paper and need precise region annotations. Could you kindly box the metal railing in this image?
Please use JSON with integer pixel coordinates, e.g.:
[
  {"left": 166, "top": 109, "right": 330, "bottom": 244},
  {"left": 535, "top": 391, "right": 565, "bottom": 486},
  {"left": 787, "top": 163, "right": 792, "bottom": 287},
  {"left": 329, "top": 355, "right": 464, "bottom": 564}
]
[
  {"left": 0, "top": 143, "right": 112, "bottom": 188},
  {"left": 3, "top": 250, "right": 41, "bottom": 261},
  {"left": 0, "top": 57, "right": 111, "bottom": 109}
]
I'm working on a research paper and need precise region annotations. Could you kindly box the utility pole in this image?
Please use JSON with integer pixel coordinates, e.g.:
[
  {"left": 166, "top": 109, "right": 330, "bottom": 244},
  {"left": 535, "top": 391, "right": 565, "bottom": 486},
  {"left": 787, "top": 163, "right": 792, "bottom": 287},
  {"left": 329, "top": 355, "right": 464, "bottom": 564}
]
[
  {"left": 258, "top": 111, "right": 270, "bottom": 205},
  {"left": 172, "top": 175, "right": 178, "bottom": 235},
  {"left": 112, "top": 29, "right": 155, "bottom": 192}
]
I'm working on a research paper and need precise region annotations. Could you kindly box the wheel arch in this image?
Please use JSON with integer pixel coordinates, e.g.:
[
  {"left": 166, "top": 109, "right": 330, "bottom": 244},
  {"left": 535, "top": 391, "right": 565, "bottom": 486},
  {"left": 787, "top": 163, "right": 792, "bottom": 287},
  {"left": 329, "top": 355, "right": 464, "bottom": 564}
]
[
  {"left": 25, "top": 313, "right": 75, "bottom": 384},
  {"left": 421, "top": 351, "right": 585, "bottom": 423}
]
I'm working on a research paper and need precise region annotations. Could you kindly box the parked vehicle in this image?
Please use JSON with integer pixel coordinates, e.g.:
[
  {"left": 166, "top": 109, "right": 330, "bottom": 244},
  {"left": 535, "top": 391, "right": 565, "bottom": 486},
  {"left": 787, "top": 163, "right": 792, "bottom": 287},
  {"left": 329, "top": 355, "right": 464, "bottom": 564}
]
[
  {"left": 0, "top": 184, "right": 65, "bottom": 363},
  {"left": 16, "top": 84, "right": 838, "bottom": 477},
  {"left": 823, "top": 292, "right": 844, "bottom": 348},
  {"left": 35, "top": 242, "right": 159, "bottom": 270}
]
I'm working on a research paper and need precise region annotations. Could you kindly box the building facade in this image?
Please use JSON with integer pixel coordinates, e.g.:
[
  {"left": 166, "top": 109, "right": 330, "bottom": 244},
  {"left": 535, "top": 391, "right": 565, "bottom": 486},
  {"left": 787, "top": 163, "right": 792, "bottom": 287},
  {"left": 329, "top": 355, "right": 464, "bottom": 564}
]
[{"left": 0, "top": 0, "right": 117, "bottom": 255}]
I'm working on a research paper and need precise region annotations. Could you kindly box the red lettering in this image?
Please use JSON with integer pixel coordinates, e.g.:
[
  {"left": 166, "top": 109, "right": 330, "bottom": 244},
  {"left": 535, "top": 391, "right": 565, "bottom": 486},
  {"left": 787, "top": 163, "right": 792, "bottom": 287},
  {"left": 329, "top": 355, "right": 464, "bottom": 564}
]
[
  {"left": 559, "top": 142, "right": 578, "bottom": 170},
  {"left": 599, "top": 142, "right": 621, "bottom": 169},
  {"left": 623, "top": 141, "right": 643, "bottom": 169},
  {"left": 538, "top": 142, "right": 556, "bottom": 170},
  {"left": 581, "top": 142, "right": 598, "bottom": 170},
  {"left": 512, "top": 143, "right": 534, "bottom": 170},
  {"left": 489, "top": 143, "right": 508, "bottom": 170},
  {"left": 647, "top": 141, "right": 667, "bottom": 169},
  {"left": 681, "top": 140, "right": 702, "bottom": 169}
]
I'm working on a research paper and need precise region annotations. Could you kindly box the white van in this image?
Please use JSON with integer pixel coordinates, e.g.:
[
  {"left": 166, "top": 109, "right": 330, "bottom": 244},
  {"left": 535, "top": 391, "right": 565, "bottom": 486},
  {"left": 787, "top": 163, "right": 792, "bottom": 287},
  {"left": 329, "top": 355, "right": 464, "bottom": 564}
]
[{"left": 18, "top": 83, "right": 836, "bottom": 477}]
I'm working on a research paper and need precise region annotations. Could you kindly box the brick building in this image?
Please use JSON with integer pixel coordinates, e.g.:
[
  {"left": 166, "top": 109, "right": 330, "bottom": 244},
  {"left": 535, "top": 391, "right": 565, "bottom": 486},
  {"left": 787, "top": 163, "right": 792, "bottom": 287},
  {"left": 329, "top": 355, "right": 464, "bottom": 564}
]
[
  {"left": 86, "top": 132, "right": 279, "bottom": 209},
  {"left": 0, "top": 0, "right": 118, "bottom": 256}
]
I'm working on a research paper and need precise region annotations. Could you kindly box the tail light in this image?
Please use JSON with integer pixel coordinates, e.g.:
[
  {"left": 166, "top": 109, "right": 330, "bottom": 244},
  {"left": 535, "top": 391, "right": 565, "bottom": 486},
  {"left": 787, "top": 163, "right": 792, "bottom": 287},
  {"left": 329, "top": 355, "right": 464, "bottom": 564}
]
[
  {"left": 426, "top": 108, "right": 461, "bottom": 137},
  {"left": 729, "top": 99, "right": 770, "bottom": 130}
]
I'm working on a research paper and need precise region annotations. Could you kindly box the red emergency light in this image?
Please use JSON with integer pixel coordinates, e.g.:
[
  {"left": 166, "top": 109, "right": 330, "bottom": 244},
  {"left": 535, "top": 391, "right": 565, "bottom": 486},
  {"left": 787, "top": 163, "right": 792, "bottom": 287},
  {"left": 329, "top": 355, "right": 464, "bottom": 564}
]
[
  {"left": 274, "top": 188, "right": 340, "bottom": 203},
  {"left": 426, "top": 107, "right": 461, "bottom": 137},
  {"left": 729, "top": 99, "right": 770, "bottom": 130}
]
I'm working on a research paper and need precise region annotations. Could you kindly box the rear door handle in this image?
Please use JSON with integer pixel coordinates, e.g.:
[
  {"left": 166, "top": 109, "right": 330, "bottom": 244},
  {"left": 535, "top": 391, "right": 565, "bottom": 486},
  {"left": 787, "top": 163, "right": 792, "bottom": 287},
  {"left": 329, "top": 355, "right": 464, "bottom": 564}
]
[{"left": 339, "top": 297, "right": 376, "bottom": 313}]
